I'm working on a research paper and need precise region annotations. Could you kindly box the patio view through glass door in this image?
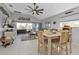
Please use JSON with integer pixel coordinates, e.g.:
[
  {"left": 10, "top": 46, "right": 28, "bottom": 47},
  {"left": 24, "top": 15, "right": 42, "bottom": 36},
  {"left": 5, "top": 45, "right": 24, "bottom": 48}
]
[{"left": 16, "top": 22, "right": 40, "bottom": 31}]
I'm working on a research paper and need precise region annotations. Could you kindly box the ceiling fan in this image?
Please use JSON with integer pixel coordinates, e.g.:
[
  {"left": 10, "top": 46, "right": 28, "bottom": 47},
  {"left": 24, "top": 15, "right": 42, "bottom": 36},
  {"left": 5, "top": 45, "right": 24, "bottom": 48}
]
[{"left": 26, "top": 3, "right": 44, "bottom": 15}]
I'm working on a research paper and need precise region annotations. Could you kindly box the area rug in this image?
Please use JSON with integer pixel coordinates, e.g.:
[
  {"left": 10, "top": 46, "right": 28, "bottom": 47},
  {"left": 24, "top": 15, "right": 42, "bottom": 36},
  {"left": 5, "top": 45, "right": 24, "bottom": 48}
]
[{"left": 21, "top": 34, "right": 35, "bottom": 41}]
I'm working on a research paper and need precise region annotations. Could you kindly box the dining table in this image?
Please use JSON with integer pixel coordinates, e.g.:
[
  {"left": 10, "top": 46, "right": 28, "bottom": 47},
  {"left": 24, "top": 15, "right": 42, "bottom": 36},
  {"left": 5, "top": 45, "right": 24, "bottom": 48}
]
[{"left": 43, "top": 32, "right": 61, "bottom": 55}]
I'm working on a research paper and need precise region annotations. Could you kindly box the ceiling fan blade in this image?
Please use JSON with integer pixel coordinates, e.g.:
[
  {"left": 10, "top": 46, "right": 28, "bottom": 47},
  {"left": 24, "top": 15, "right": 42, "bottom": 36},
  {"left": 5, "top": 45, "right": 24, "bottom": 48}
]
[
  {"left": 36, "top": 11, "right": 39, "bottom": 15},
  {"left": 34, "top": 3, "right": 36, "bottom": 5},
  {"left": 32, "top": 12, "right": 34, "bottom": 14},
  {"left": 38, "top": 12, "right": 43, "bottom": 14},
  {"left": 35, "top": 6, "right": 39, "bottom": 9},
  {"left": 37, "top": 9, "right": 44, "bottom": 11},
  {"left": 27, "top": 6, "right": 33, "bottom": 10}
]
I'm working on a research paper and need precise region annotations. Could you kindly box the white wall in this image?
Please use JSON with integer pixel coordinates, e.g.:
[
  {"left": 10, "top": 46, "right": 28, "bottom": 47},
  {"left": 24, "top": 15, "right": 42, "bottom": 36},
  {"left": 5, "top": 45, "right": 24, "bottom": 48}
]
[{"left": 72, "top": 27, "right": 79, "bottom": 45}]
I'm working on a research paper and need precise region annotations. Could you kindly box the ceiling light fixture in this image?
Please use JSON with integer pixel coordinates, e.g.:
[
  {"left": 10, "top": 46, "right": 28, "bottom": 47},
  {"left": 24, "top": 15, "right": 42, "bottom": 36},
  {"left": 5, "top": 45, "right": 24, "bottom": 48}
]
[{"left": 26, "top": 3, "right": 44, "bottom": 15}]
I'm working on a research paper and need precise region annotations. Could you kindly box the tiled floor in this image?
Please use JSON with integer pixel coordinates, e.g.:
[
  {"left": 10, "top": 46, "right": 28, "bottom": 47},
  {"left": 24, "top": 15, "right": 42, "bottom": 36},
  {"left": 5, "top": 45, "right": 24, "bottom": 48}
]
[{"left": 0, "top": 35, "right": 79, "bottom": 55}]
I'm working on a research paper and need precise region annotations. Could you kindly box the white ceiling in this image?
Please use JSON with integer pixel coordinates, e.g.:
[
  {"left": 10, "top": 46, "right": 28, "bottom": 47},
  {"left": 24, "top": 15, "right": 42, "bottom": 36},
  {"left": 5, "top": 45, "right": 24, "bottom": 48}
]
[{"left": 4, "top": 3, "right": 79, "bottom": 20}]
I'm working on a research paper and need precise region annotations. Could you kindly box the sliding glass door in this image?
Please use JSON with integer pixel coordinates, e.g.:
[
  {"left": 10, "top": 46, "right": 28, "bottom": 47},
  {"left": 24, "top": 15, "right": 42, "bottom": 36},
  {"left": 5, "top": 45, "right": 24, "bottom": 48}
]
[{"left": 16, "top": 22, "right": 41, "bottom": 31}]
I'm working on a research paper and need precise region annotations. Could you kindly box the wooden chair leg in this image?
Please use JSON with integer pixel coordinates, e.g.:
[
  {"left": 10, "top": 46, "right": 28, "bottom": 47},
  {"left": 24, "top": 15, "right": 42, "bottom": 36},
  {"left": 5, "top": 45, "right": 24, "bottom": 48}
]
[
  {"left": 70, "top": 42, "right": 72, "bottom": 53},
  {"left": 55, "top": 45, "right": 59, "bottom": 54},
  {"left": 59, "top": 46, "right": 62, "bottom": 54},
  {"left": 66, "top": 44, "right": 68, "bottom": 55},
  {"left": 41, "top": 44, "right": 45, "bottom": 55},
  {"left": 57, "top": 45, "right": 59, "bottom": 54},
  {"left": 69, "top": 36, "right": 72, "bottom": 54},
  {"left": 54, "top": 44, "right": 59, "bottom": 54},
  {"left": 38, "top": 40, "right": 40, "bottom": 53}
]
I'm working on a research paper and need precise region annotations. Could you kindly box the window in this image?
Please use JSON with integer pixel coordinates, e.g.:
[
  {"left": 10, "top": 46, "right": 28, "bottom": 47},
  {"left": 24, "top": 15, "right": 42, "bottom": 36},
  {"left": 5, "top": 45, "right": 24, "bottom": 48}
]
[
  {"left": 16, "top": 23, "right": 32, "bottom": 30},
  {"left": 45, "top": 22, "right": 51, "bottom": 29},
  {"left": 60, "top": 20, "right": 79, "bottom": 27},
  {"left": 16, "top": 22, "right": 39, "bottom": 31}
]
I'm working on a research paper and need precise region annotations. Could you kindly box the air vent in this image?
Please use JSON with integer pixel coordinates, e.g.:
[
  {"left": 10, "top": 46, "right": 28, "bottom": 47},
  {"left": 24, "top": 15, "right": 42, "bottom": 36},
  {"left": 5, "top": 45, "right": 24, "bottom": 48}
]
[
  {"left": 61, "top": 13, "right": 79, "bottom": 18},
  {"left": 65, "top": 11, "right": 73, "bottom": 14},
  {"left": 14, "top": 11, "right": 22, "bottom": 13},
  {"left": 18, "top": 17, "right": 30, "bottom": 21}
]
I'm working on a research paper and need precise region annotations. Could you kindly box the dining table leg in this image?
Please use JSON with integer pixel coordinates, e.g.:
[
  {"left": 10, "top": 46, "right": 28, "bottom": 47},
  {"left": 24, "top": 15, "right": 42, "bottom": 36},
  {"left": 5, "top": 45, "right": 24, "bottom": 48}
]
[{"left": 48, "top": 37, "right": 52, "bottom": 55}]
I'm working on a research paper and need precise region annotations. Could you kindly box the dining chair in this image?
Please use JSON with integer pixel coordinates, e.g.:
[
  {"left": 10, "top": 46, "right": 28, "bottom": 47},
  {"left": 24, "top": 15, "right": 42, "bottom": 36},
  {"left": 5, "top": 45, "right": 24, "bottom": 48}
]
[
  {"left": 62, "top": 26, "right": 72, "bottom": 54},
  {"left": 68, "top": 32, "right": 72, "bottom": 54},
  {"left": 4, "top": 32, "right": 13, "bottom": 38},
  {"left": 68, "top": 27, "right": 72, "bottom": 53},
  {"left": 52, "top": 30, "right": 70, "bottom": 54},
  {"left": 60, "top": 30, "right": 70, "bottom": 54},
  {"left": 37, "top": 31, "right": 48, "bottom": 54},
  {"left": 2, "top": 31, "right": 14, "bottom": 47}
]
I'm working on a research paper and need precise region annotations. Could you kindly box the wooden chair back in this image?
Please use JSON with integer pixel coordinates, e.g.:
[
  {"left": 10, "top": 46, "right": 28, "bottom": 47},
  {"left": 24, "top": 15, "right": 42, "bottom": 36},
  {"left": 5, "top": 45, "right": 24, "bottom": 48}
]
[
  {"left": 37, "top": 31, "right": 44, "bottom": 43},
  {"left": 59, "top": 30, "right": 69, "bottom": 44}
]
